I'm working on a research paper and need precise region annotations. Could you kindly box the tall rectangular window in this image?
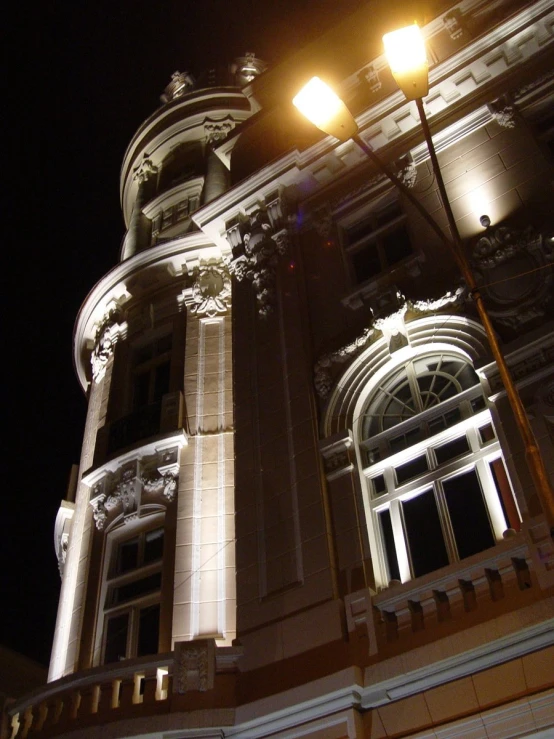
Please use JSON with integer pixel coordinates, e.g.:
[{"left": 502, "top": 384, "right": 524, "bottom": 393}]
[{"left": 102, "top": 525, "right": 165, "bottom": 664}]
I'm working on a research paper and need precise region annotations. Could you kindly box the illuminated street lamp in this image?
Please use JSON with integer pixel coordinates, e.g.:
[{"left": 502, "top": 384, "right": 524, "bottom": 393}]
[{"left": 293, "top": 32, "right": 554, "bottom": 531}]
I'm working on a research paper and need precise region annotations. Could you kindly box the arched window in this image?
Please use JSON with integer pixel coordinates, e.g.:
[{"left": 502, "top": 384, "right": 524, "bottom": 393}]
[{"left": 357, "top": 352, "right": 520, "bottom": 588}]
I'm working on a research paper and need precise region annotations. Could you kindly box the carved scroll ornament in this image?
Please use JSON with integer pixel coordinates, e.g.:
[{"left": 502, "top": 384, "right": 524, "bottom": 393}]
[{"left": 226, "top": 196, "right": 292, "bottom": 317}]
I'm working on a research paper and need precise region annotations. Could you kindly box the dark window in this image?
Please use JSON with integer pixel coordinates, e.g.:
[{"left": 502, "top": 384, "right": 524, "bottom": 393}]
[
  {"left": 132, "top": 336, "right": 173, "bottom": 411},
  {"left": 105, "top": 614, "right": 129, "bottom": 663},
  {"left": 435, "top": 436, "right": 470, "bottom": 465},
  {"left": 112, "top": 573, "right": 162, "bottom": 606},
  {"left": 373, "top": 474, "right": 387, "bottom": 496},
  {"left": 379, "top": 509, "right": 400, "bottom": 582},
  {"left": 403, "top": 490, "right": 449, "bottom": 577},
  {"left": 144, "top": 528, "right": 165, "bottom": 564},
  {"left": 118, "top": 537, "right": 139, "bottom": 574},
  {"left": 443, "top": 470, "right": 495, "bottom": 559},
  {"left": 396, "top": 455, "right": 428, "bottom": 484},
  {"left": 137, "top": 605, "right": 161, "bottom": 657},
  {"left": 344, "top": 200, "right": 413, "bottom": 285}
]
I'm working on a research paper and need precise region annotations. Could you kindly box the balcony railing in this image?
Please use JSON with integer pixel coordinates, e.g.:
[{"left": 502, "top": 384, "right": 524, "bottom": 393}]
[
  {"left": 344, "top": 524, "right": 550, "bottom": 654},
  {"left": 94, "top": 391, "right": 184, "bottom": 465},
  {"left": 7, "top": 644, "right": 241, "bottom": 739}
]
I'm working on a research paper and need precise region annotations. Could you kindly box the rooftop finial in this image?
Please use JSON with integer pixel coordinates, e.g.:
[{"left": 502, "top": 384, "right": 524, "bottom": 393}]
[{"left": 160, "top": 71, "right": 196, "bottom": 104}]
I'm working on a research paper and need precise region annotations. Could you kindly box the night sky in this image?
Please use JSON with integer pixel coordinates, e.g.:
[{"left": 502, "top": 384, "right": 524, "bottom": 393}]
[{"left": 4, "top": 0, "right": 363, "bottom": 667}]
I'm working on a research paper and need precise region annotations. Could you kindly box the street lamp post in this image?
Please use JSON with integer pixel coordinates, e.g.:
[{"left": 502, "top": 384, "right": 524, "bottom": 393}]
[{"left": 293, "top": 28, "right": 554, "bottom": 532}]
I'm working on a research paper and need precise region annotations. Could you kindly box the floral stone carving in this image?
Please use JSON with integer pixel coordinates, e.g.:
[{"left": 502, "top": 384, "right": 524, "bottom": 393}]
[
  {"left": 174, "top": 639, "right": 215, "bottom": 693},
  {"left": 181, "top": 260, "right": 231, "bottom": 317},
  {"left": 472, "top": 224, "right": 553, "bottom": 330},
  {"left": 314, "top": 287, "right": 465, "bottom": 399},
  {"left": 89, "top": 453, "right": 180, "bottom": 530}
]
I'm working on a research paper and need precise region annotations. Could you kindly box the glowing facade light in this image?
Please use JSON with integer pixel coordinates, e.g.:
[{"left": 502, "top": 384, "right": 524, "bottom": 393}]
[
  {"left": 293, "top": 76, "right": 358, "bottom": 141},
  {"left": 383, "top": 24, "right": 429, "bottom": 100}
]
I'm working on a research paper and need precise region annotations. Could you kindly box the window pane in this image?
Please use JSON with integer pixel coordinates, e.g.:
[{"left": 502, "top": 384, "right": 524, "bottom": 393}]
[
  {"left": 351, "top": 245, "right": 381, "bottom": 283},
  {"left": 133, "top": 372, "right": 150, "bottom": 409},
  {"left": 372, "top": 474, "right": 387, "bottom": 496},
  {"left": 435, "top": 436, "right": 470, "bottom": 465},
  {"left": 444, "top": 470, "right": 495, "bottom": 559},
  {"left": 383, "top": 225, "right": 412, "bottom": 265},
  {"left": 403, "top": 490, "right": 449, "bottom": 577},
  {"left": 137, "top": 604, "right": 160, "bottom": 657},
  {"left": 112, "top": 573, "right": 162, "bottom": 605},
  {"left": 365, "top": 447, "right": 381, "bottom": 465},
  {"left": 396, "top": 455, "right": 428, "bottom": 484},
  {"left": 479, "top": 423, "right": 495, "bottom": 444},
  {"left": 154, "top": 362, "right": 170, "bottom": 403},
  {"left": 105, "top": 614, "right": 128, "bottom": 663},
  {"left": 118, "top": 538, "right": 139, "bottom": 574},
  {"left": 471, "top": 396, "right": 486, "bottom": 413},
  {"left": 379, "top": 510, "right": 400, "bottom": 582},
  {"left": 144, "top": 528, "right": 164, "bottom": 563}
]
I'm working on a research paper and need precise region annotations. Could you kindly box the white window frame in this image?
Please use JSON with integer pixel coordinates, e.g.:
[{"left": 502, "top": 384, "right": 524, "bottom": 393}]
[
  {"left": 94, "top": 513, "right": 165, "bottom": 666},
  {"left": 355, "top": 351, "right": 517, "bottom": 590}
]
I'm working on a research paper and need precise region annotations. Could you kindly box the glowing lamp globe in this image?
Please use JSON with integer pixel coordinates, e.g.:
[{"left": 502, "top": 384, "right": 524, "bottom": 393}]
[
  {"left": 293, "top": 77, "right": 358, "bottom": 142},
  {"left": 383, "top": 24, "right": 429, "bottom": 100}
]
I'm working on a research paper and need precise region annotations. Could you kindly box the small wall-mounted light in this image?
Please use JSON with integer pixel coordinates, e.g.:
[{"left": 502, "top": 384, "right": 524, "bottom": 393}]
[{"left": 479, "top": 214, "right": 491, "bottom": 228}]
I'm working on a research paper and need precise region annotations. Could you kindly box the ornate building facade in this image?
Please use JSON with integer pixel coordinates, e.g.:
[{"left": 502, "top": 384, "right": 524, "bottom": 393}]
[{"left": 7, "top": 2, "right": 554, "bottom": 738}]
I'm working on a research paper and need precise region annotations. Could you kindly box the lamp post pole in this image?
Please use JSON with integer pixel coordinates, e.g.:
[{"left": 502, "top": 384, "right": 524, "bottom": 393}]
[
  {"left": 413, "top": 97, "right": 554, "bottom": 529},
  {"left": 293, "top": 67, "right": 554, "bottom": 532}
]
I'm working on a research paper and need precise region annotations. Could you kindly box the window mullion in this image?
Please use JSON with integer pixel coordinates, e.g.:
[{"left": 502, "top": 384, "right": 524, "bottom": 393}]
[
  {"left": 390, "top": 500, "right": 411, "bottom": 583},
  {"left": 434, "top": 481, "right": 458, "bottom": 563},
  {"left": 475, "top": 457, "right": 506, "bottom": 540}
]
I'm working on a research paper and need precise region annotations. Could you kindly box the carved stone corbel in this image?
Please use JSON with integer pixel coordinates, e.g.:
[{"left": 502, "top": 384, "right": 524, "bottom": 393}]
[
  {"left": 488, "top": 97, "right": 516, "bottom": 129},
  {"left": 204, "top": 116, "right": 236, "bottom": 144},
  {"left": 395, "top": 155, "right": 417, "bottom": 189},
  {"left": 226, "top": 194, "right": 293, "bottom": 317},
  {"left": 173, "top": 639, "right": 215, "bottom": 693},
  {"left": 443, "top": 9, "right": 466, "bottom": 40},
  {"left": 90, "top": 308, "right": 127, "bottom": 383}
]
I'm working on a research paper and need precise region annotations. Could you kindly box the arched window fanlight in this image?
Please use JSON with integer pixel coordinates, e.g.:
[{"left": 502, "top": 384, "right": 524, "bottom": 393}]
[{"left": 357, "top": 352, "right": 520, "bottom": 588}]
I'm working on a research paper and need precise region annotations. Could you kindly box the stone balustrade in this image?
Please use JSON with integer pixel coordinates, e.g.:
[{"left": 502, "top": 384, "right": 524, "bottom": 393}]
[
  {"left": 7, "top": 643, "right": 241, "bottom": 739},
  {"left": 8, "top": 653, "right": 172, "bottom": 739},
  {"left": 345, "top": 531, "right": 537, "bottom": 652}
]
